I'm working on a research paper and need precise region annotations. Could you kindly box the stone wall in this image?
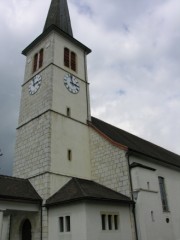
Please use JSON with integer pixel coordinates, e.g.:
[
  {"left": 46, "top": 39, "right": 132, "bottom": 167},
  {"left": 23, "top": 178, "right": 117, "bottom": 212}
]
[
  {"left": 90, "top": 128, "right": 131, "bottom": 197},
  {"left": 14, "top": 112, "right": 51, "bottom": 179}
]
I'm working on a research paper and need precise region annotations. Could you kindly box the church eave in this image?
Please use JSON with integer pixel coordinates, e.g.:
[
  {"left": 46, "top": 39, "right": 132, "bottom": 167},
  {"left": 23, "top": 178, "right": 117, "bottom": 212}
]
[
  {"left": 45, "top": 196, "right": 134, "bottom": 208},
  {"left": 91, "top": 117, "right": 180, "bottom": 169},
  {"left": 22, "top": 25, "right": 91, "bottom": 56},
  {"left": 0, "top": 195, "right": 42, "bottom": 204},
  {"left": 45, "top": 178, "right": 133, "bottom": 207}
]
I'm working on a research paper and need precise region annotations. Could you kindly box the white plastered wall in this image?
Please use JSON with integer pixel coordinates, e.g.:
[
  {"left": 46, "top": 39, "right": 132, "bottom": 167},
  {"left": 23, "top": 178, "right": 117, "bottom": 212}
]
[
  {"left": 130, "top": 156, "right": 180, "bottom": 240},
  {"left": 48, "top": 201, "right": 134, "bottom": 240}
]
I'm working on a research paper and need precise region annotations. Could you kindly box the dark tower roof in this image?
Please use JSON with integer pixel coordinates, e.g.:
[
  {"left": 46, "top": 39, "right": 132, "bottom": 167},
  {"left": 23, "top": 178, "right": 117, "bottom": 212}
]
[{"left": 44, "top": 0, "right": 73, "bottom": 36}]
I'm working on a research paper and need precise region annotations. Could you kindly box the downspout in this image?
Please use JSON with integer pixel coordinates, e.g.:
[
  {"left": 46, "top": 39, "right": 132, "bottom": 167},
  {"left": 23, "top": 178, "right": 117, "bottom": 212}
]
[
  {"left": 40, "top": 203, "right": 43, "bottom": 240},
  {"left": 8, "top": 214, "right": 12, "bottom": 240},
  {"left": 84, "top": 51, "right": 91, "bottom": 122},
  {"left": 126, "top": 150, "right": 139, "bottom": 240}
]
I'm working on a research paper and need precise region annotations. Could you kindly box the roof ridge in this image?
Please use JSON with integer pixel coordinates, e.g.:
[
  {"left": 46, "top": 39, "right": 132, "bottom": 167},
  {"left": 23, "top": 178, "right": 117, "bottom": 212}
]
[
  {"left": 73, "top": 178, "right": 88, "bottom": 197},
  {"left": 89, "top": 179, "right": 131, "bottom": 198},
  {"left": 74, "top": 177, "right": 130, "bottom": 199}
]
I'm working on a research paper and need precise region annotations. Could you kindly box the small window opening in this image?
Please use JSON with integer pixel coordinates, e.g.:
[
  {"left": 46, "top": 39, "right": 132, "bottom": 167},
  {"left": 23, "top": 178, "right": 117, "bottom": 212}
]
[
  {"left": 108, "top": 215, "right": 112, "bottom": 230},
  {"left": 66, "top": 216, "right": 71, "bottom": 232},
  {"left": 67, "top": 107, "right": 71, "bottom": 117},
  {"left": 101, "top": 213, "right": 119, "bottom": 231},
  {"left": 59, "top": 217, "right": 64, "bottom": 232},
  {"left": 151, "top": 211, "right": 155, "bottom": 222},
  {"left": 147, "top": 182, "right": 150, "bottom": 190},
  {"left": 114, "top": 215, "right": 118, "bottom": 230},
  {"left": 158, "top": 177, "right": 169, "bottom": 212},
  {"left": 59, "top": 216, "right": 71, "bottom": 232},
  {"left": 101, "top": 214, "right": 106, "bottom": 230},
  {"left": 68, "top": 150, "right": 72, "bottom": 161}
]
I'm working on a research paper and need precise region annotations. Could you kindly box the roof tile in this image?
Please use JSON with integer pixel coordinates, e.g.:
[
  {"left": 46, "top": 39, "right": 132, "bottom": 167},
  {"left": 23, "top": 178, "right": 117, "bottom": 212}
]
[
  {"left": 91, "top": 117, "right": 180, "bottom": 168},
  {"left": 46, "top": 178, "right": 132, "bottom": 206},
  {"left": 0, "top": 175, "right": 42, "bottom": 202}
]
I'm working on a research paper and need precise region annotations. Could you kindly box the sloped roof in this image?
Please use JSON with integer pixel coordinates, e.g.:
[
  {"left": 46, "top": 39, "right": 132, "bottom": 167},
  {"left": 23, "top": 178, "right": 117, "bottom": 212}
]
[
  {"left": 46, "top": 178, "right": 133, "bottom": 206},
  {"left": 22, "top": 25, "right": 91, "bottom": 56},
  {"left": 90, "top": 117, "right": 180, "bottom": 168},
  {"left": 44, "top": 0, "right": 73, "bottom": 36},
  {"left": 0, "top": 175, "right": 42, "bottom": 202}
]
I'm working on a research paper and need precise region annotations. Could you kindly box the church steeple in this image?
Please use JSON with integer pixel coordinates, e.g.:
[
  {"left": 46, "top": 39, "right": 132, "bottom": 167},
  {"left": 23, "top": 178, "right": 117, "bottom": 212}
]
[{"left": 44, "top": 0, "right": 73, "bottom": 36}]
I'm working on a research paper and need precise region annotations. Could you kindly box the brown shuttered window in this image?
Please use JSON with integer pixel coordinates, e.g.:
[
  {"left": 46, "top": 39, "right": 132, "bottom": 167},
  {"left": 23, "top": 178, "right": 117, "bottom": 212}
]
[
  {"left": 39, "top": 49, "right": 44, "bottom": 68},
  {"left": 64, "top": 48, "right": 77, "bottom": 72},
  {"left": 33, "top": 53, "right": 38, "bottom": 73},
  {"left": 64, "top": 48, "right": 70, "bottom": 67},
  {"left": 71, "top": 52, "right": 76, "bottom": 71},
  {"left": 33, "top": 49, "right": 44, "bottom": 73}
]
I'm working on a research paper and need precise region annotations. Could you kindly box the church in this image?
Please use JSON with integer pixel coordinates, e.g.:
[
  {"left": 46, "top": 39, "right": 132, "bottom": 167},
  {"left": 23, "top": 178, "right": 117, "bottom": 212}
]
[{"left": 1, "top": 0, "right": 180, "bottom": 240}]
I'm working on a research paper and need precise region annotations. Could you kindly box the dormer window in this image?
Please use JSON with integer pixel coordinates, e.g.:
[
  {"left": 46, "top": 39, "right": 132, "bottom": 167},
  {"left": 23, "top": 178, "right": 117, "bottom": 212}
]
[
  {"left": 33, "top": 49, "right": 44, "bottom": 73},
  {"left": 64, "top": 48, "right": 77, "bottom": 72}
]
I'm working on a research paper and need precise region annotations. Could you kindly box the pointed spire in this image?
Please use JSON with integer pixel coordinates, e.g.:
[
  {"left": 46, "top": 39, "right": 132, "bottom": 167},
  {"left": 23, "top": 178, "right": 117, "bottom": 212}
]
[{"left": 44, "top": 0, "right": 73, "bottom": 36}]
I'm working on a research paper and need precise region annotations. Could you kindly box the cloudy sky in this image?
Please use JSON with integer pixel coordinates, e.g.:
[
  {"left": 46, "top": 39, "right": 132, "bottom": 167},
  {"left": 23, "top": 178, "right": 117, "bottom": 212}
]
[{"left": 0, "top": 0, "right": 180, "bottom": 175}]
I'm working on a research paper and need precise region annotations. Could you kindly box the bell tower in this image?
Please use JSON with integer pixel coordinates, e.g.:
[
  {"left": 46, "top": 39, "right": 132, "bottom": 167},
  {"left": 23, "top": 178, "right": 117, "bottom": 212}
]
[{"left": 13, "top": 0, "right": 92, "bottom": 199}]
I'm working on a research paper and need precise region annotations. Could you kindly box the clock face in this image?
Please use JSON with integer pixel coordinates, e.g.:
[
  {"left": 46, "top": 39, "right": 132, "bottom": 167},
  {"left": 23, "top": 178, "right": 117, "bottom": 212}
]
[
  {"left": 29, "top": 74, "right": 42, "bottom": 95},
  {"left": 64, "top": 73, "right": 80, "bottom": 94}
]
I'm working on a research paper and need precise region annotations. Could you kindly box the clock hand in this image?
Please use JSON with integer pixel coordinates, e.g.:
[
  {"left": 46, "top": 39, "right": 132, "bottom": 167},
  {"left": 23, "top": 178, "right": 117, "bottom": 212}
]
[
  {"left": 69, "top": 76, "right": 78, "bottom": 87},
  {"left": 70, "top": 81, "right": 79, "bottom": 88},
  {"left": 70, "top": 79, "right": 75, "bottom": 86}
]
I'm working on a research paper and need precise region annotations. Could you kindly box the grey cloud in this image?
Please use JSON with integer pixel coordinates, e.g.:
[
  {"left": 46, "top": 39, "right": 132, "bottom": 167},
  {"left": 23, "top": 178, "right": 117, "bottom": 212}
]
[{"left": 1, "top": 0, "right": 180, "bottom": 176}]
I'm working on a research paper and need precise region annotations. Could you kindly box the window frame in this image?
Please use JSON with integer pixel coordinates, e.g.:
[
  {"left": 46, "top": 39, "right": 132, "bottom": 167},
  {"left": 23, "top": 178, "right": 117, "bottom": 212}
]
[
  {"left": 64, "top": 48, "right": 70, "bottom": 68},
  {"left": 32, "top": 48, "right": 44, "bottom": 73},
  {"left": 158, "top": 176, "right": 169, "bottom": 212},
  {"left": 64, "top": 47, "right": 77, "bottom": 72},
  {"left": 101, "top": 212, "right": 119, "bottom": 231},
  {"left": 59, "top": 216, "right": 71, "bottom": 233},
  {"left": 71, "top": 51, "right": 76, "bottom": 71}
]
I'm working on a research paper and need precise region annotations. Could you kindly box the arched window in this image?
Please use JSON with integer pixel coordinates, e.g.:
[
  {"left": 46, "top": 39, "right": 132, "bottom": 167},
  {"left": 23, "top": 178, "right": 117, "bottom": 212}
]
[{"left": 22, "top": 219, "right": 32, "bottom": 240}]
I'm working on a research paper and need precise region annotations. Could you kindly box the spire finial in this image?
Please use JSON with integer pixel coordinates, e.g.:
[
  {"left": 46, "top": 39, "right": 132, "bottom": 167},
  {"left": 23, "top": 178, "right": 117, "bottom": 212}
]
[{"left": 44, "top": 0, "right": 73, "bottom": 36}]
